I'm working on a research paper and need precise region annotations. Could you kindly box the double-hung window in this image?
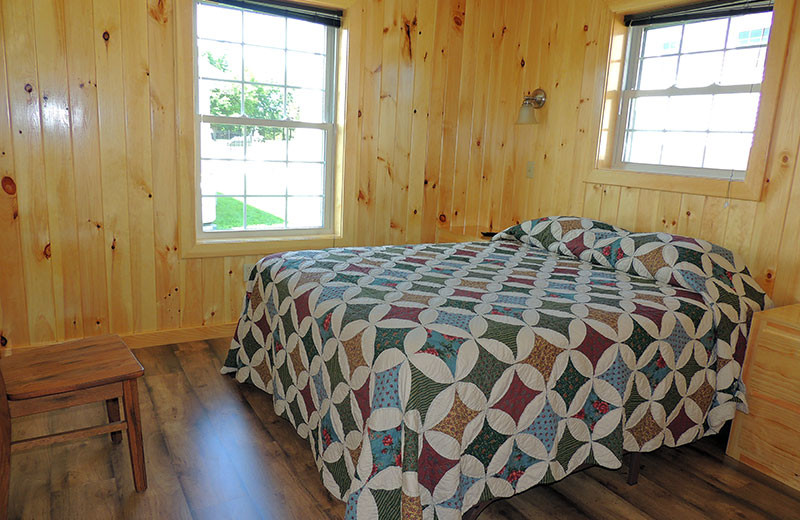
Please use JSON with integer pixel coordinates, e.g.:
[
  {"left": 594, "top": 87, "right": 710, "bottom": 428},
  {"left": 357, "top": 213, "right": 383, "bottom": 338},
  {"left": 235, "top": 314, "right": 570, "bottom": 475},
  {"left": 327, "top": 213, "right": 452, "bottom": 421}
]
[
  {"left": 615, "top": 2, "right": 773, "bottom": 180},
  {"left": 194, "top": 0, "right": 339, "bottom": 237}
]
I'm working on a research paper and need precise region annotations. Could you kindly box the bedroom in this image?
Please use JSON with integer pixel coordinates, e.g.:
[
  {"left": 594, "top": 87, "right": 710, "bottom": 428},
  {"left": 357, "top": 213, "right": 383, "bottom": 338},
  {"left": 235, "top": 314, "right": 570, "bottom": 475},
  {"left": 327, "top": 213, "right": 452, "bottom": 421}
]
[{"left": 0, "top": 0, "right": 799, "bottom": 518}]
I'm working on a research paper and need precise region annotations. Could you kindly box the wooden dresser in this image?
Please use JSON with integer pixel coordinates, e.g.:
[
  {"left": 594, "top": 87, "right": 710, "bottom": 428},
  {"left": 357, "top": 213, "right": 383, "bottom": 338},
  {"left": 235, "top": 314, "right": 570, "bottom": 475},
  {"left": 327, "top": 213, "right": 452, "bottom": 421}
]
[{"left": 727, "top": 304, "right": 800, "bottom": 492}]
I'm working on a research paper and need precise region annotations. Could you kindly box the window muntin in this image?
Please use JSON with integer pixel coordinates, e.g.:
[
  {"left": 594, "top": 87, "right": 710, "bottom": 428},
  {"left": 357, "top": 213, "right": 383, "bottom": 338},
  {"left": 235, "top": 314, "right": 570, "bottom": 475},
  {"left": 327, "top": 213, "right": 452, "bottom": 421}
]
[
  {"left": 614, "top": 12, "right": 772, "bottom": 179},
  {"left": 195, "top": 1, "right": 336, "bottom": 235}
]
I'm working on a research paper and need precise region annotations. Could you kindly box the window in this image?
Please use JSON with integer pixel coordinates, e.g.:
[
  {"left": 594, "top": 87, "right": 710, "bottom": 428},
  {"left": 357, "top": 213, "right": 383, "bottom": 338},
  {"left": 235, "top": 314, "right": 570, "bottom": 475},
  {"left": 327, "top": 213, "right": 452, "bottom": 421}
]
[
  {"left": 615, "top": 10, "right": 773, "bottom": 180},
  {"left": 194, "top": 0, "right": 338, "bottom": 237}
]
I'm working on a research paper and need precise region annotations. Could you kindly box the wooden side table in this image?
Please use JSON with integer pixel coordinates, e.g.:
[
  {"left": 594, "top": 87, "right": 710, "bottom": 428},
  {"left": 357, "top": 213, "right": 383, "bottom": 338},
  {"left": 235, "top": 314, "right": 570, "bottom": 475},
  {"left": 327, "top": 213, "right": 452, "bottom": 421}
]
[
  {"left": 0, "top": 335, "right": 147, "bottom": 517},
  {"left": 727, "top": 304, "right": 800, "bottom": 492}
]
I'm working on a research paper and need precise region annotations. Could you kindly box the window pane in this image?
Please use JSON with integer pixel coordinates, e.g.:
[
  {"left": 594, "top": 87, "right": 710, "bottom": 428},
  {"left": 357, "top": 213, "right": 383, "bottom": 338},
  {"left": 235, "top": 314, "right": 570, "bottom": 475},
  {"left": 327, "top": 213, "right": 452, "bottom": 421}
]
[
  {"left": 203, "top": 196, "right": 245, "bottom": 231},
  {"left": 681, "top": 19, "right": 728, "bottom": 53},
  {"left": 642, "top": 25, "right": 682, "bottom": 57},
  {"left": 287, "top": 88, "right": 324, "bottom": 122},
  {"left": 200, "top": 123, "right": 245, "bottom": 160},
  {"left": 199, "top": 80, "right": 242, "bottom": 117},
  {"left": 246, "top": 197, "right": 286, "bottom": 229},
  {"left": 286, "top": 163, "right": 324, "bottom": 196},
  {"left": 709, "top": 93, "right": 759, "bottom": 132},
  {"left": 244, "top": 84, "right": 285, "bottom": 119},
  {"left": 630, "top": 97, "right": 669, "bottom": 131},
  {"left": 666, "top": 95, "right": 712, "bottom": 132},
  {"left": 676, "top": 51, "right": 723, "bottom": 88},
  {"left": 244, "top": 11, "right": 285, "bottom": 47},
  {"left": 287, "top": 19, "right": 326, "bottom": 54},
  {"left": 246, "top": 163, "right": 287, "bottom": 196},
  {"left": 198, "top": 40, "right": 242, "bottom": 81},
  {"left": 638, "top": 56, "right": 677, "bottom": 89},
  {"left": 197, "top": 4, "right": 241, "bottom": 42},
  {"left": 727, "top": 12, "right": 772, "bottom": 48},
  {"left": 287, "top": 51, "right": 326, "bottom": 89},
  {"left": 244, "top": 46, "right": 285, "bottom": 85},
  {"left": 200, "top": 159, "right": 244, "bottom": 196},
  {"left": 661, "top": 132, "right": 706, "bottom": 168},
  {"left": 288, "top": 128, "right": 324, "bottom": 162},
  {"left": 244, "top": 127, "right": 287, "bottom": 161},
  {"left": 286, "top": 197, "right": 323, "bottom": 229},
  {"left": 624, "top": 131, "right": 663, "bottom": 164},
  {"left": 720, "top": 48, "right": 767, "bottom": 85},
  {"left": 704, "top": 133, "right": 753, "bottom": 171}
]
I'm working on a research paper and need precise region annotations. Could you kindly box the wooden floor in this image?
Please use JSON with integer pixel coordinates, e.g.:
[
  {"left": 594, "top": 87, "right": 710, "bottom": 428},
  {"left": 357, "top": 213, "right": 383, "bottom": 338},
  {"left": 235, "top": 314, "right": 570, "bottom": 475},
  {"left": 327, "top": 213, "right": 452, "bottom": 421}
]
[{"left": 7, "top": 339, "right": 800, "bottom": 520}]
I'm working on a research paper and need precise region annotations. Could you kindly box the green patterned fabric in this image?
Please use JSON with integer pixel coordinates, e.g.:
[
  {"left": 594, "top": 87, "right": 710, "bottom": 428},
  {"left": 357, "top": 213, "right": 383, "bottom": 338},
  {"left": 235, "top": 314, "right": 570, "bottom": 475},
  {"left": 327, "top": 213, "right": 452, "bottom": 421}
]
[{"left": 222, "top": 216, "right": 768, "bottom": 519}]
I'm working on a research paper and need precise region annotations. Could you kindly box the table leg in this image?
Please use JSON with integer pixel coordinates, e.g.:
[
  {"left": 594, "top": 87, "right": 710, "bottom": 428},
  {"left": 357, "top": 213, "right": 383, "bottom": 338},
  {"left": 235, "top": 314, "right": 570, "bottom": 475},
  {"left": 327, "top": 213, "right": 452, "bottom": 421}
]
[{"left": 122, "top": 379, "right": 147, "bottom": 492}]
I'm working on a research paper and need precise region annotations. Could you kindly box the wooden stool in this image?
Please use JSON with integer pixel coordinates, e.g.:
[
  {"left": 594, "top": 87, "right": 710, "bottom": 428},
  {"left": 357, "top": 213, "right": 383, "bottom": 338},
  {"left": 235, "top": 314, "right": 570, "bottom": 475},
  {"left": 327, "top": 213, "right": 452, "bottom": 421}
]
[{"left": 0, "top": 335, "right": 147, "bottom": 517}]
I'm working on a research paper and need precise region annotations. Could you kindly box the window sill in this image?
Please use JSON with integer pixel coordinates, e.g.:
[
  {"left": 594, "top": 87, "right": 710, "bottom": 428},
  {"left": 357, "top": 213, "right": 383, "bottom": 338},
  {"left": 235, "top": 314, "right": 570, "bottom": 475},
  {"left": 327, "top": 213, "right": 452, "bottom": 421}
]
[
  {"left": 586, "top": 168, "right": 764, "bottom": 201},
  {"left": 182, "top": 233, "right": 344, "bottom": 259}
]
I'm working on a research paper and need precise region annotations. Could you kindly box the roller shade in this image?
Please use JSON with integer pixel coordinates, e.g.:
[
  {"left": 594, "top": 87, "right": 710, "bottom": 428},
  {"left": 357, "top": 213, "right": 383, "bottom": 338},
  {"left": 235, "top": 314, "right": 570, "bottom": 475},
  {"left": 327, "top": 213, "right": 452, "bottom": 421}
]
[
  {"left": 624, "top": 0, "right": 773, "bottom": 27},
  {"left": 212, "top": 0, "right": 343, "bottom": 28}
]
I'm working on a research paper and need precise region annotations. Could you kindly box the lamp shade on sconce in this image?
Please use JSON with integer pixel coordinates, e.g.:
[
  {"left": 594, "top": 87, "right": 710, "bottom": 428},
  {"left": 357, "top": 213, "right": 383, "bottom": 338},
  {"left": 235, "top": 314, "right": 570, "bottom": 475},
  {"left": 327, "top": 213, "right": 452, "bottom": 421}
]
[{"left": 516, "top": 88, "right": 547, "bottom": 125}]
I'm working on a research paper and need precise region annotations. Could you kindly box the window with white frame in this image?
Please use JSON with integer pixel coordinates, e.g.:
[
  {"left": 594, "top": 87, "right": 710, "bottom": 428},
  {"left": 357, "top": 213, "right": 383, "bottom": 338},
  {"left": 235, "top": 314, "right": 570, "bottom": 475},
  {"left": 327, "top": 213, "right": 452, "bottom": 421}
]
[
  {"left": 195, "top": 0, "right": 339, "bottom": 236},
  {"left": 615, "top": 6, "right": 773, "bottom": 180}
]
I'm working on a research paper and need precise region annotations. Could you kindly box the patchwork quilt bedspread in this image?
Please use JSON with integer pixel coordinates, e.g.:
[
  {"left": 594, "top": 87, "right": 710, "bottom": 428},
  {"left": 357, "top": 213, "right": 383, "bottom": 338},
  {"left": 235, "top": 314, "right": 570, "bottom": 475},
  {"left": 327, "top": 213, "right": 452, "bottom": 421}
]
[{"left": 222, "top": 216, "right": 768, "bottom": 519}]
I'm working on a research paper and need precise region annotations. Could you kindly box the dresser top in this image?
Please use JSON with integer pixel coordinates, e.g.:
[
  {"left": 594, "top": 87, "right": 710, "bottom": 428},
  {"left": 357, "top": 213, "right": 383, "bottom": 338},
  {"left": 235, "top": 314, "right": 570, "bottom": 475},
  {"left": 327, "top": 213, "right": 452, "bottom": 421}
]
[{"left": 757, "top": 304, "right": 800, "bottom": 329}]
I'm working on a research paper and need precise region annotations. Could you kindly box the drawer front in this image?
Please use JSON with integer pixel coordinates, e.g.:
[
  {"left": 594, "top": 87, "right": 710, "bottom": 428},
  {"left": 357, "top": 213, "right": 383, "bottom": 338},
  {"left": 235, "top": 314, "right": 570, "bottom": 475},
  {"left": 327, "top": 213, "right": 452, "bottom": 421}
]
[
  {"left": 747, "top": 322, "right": 800, "bottom": 410},
  {"left": 731, "top": 395, "right": 800, "bottom": 492}
]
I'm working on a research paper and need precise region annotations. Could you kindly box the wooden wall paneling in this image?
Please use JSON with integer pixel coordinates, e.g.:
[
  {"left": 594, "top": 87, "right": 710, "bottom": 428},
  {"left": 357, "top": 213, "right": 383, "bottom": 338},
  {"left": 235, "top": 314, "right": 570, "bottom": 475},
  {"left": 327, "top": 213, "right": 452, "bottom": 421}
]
[
  {"left": 698, "top": 197, "right": 731, "bottom": 246},
  {"left": 460, "top": 1, "right": 498, "bottom": 232},
  {"left": 34, "top": 0, "right": 84, "bottom": 340},
  {"left": 339, "top": 2, "right": 365, "bottom": 247},
  {"left": 721, "top": 199, "right": 758, "bottom": 262},
  {"left": 63, "top": 0, "right": 109, "bottom": 338},
  {"left": 676, "top": 194, "right": 705, "bottom": 237},
  {"left": 774, "top": 136, "right": 800, "bottom": 304},
  {"left": 180, "top": 258, "right": 203, "bottom": 328},
  {"left": 223, "top": 255, "right": 244, "bottom": 323},
  {"left": 148, "top": 0, "right": 181, "bottom": 329},
  {"left": 0, "top": 5, "right": 30, "bottom": 350},
  {"left": 474, "top": 0, "right": 508, "bottom": 232},
  {"left": 633, "top": 189, "right": 661, "bottom": 232},
  {"left": 747, "top": 0, "right": 800, "bottom": 300},
  {"left": 583, "top": 183, "right": 603, "bottom": 220},
  {"left": 120, "top": 0, "right": 158, "bottom": 333},
  {"left": 92, "top": 0, "right": 134, "bottom": 334},
  {"left": 599, "top": 185, "right": 622, "bottom": 224},
  {"left": 356, "top": 0, "right": 384, "bottom": 246},
  {"left": 405, "top": 0, "right": 437, "bottom": 243},
  {"left": 507, "top": 0, "right": 540, "bottom": 226},
  {"left": 655, "top": 191, "right": 682, "bottom": 234},
  {"left": 448, "top": 0, "right": 481, "bottom": 233},
  {"left": 374, "top": 0, "right": 401, "bottom": 246},
  {"left": 386, "top": 0, "right": 416, "bottom": 244},
  {"left": 497, "top": 0, "right": 534, "bottom": 228},
  {"left": 2, "top": 0, "right": 58, "bottom": 345},
  {"left": 433, "top": 0, "right": 466, "bottom": 234},
  {"left": 615, "top": 187, "right": 641, "bottom": 231},
  {"left": 201, "top": 257, "right": 224, "bottom": 326}
]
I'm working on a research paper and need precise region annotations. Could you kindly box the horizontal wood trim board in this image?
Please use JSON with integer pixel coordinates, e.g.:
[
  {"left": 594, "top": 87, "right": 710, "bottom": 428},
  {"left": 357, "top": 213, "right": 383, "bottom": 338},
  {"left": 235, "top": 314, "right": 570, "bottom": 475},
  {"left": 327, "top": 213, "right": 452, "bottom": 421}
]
[{"left": 10, "top": 420, "right": 128, "bottom": 453}]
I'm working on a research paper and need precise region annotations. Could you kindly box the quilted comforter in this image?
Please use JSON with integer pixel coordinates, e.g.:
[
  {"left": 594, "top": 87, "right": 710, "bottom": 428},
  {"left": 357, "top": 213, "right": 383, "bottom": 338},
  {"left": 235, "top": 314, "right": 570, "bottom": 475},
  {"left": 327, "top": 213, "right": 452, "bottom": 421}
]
[{"left": 222, "top": 216, "right": 769, "bottom": 519}]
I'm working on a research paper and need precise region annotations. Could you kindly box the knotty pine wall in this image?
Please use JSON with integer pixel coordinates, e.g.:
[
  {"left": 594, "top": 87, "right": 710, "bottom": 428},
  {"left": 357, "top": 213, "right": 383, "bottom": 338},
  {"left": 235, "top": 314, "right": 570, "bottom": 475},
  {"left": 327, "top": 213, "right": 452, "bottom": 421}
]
[
  {"left": 504, "top": 0, "right": 800, "bottom": 307},
  {"left": 0, "top": 0, "right": 539, "bottom": 349}
]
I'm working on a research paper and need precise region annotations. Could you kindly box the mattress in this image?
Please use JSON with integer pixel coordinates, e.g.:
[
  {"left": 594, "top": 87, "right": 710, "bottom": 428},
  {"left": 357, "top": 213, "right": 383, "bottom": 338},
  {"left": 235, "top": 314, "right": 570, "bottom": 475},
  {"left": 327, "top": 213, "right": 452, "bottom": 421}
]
[{"left": 222, "top": 216, "right": 768, "bottom": 519}]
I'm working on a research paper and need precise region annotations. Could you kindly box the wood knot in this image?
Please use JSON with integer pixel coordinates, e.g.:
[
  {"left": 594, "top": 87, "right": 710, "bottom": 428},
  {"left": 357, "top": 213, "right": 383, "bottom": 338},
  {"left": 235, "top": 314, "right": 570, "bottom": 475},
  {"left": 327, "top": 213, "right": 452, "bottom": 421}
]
[
  {"left": 453, "top": 16, "right": 462, "bottom": 26},
  {"left": 102, "top": 30, "right": 110, "bottom": 41},
  {"left": 438, "top": 214, "right": 447, "bottom": 223},
  {"left": 2, "top": 176, "right": 16, "bottom": 195},
  {"left": 686, "top": 210, "right": 691, "bottom": 216},
  {"left": 584, "top": 25, "right": 589, "bottom": 31},
  {"left": 43, "top": 243, "right": 51, "bottom": 259},
  {"left": 24, "top": 83, "right": 33, "bottom": 93},
  {"left": 781, "top": 153, "right": 790, "bottom": 164},
  {"left": 766, "top": 271, "right": 773, "bottom": 279},
  {"left": 111, "top": 238, "right": 116, "bottom": 250},
  {"left": 0, "top": 335, "right": 6, "bottom": 347}
]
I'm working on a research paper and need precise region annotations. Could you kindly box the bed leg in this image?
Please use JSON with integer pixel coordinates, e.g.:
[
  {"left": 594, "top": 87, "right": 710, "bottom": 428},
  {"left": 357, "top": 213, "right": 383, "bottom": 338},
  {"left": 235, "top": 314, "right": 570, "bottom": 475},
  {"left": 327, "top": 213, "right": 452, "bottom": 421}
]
[{"left": 627, "top": 452, "right": 642, "bottom": 486}]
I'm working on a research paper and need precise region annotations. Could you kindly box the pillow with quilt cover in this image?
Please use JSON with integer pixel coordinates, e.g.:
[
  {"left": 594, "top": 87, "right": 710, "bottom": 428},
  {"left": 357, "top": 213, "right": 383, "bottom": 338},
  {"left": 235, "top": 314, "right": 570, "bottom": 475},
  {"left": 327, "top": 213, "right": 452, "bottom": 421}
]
[{"left": 493, "top": 216, "right": 771, "bottom": 413}]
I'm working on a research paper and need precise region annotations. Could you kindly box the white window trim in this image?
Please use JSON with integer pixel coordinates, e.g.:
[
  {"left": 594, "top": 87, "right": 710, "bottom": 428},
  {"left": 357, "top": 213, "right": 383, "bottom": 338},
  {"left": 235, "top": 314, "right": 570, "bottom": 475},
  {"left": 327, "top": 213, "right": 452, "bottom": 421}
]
[
  {"left": 193, "top": 0, "right": 339, "bottom": 241},
  {"left": 612, "top": 19, "right": 768, "bottom": 180}
]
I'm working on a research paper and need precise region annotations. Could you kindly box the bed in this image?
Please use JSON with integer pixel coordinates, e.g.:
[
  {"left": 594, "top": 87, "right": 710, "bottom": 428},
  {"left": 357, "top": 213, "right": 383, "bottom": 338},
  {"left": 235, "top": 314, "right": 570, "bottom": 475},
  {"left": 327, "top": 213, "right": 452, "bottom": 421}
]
[{"left": 222, "top": 216, "right": 769, "bottom": 519}]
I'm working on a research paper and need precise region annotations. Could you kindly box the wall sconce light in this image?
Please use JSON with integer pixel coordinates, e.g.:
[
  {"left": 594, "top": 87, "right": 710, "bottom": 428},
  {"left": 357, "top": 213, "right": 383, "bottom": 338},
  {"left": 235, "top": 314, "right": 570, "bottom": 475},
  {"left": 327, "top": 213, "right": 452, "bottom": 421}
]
[{"left": 516, "top": 88, "right": 547, "bottom": 125}]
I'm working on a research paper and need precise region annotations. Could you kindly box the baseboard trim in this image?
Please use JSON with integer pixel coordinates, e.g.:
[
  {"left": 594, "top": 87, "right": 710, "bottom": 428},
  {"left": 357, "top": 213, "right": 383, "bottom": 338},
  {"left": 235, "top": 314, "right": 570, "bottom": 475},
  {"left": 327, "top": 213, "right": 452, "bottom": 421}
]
[{"left": 120, "top": 323, "right": 237, "bottom": 349}]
